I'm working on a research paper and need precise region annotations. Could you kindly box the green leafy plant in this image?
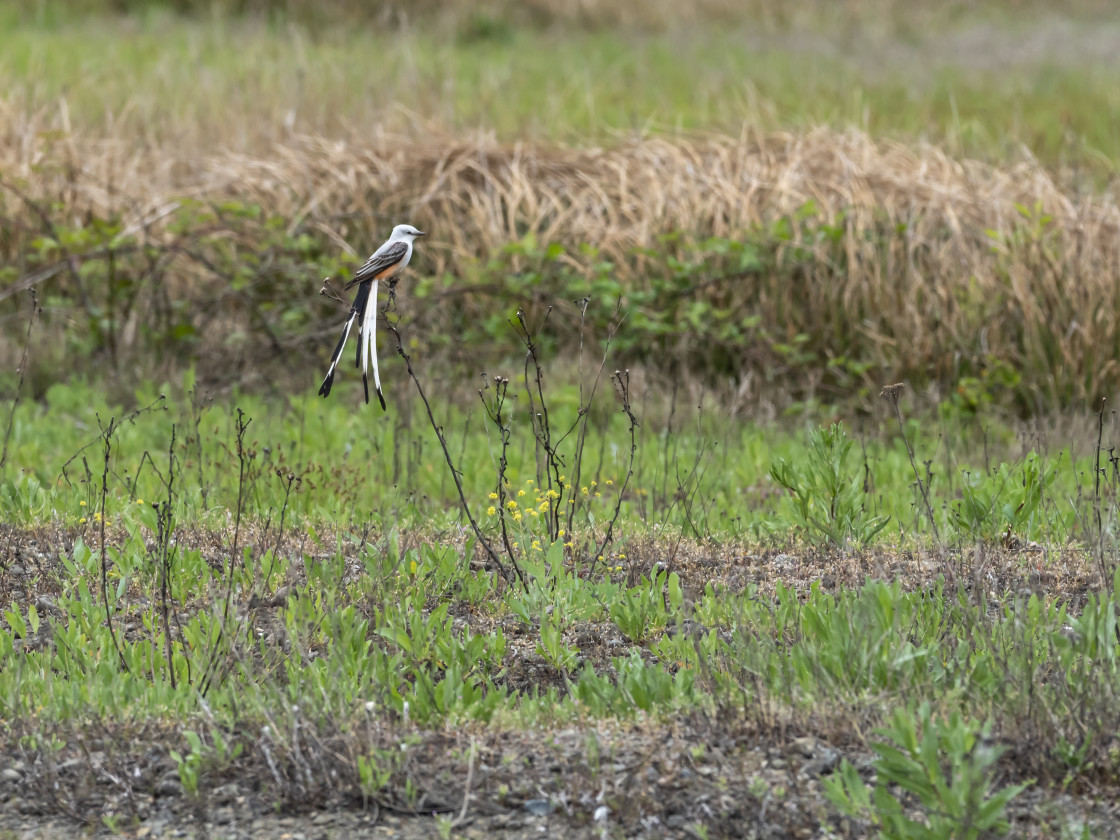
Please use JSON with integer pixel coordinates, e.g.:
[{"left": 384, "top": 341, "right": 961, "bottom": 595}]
[
  {"left": 770, "top": 423, "right": 890, "bottom": 548},
  {"left": 537, "top": 611, "right": 579, "bottom": 674},
  {"left": 950, "top": 456, "right": 1050, "bottom": 544},
  {"left": 609, "top": 572, "right": 677, "bottom": 643},
  {"left": 357, "top": 749, "right": 394, "bottom": 801},
  {"left": 825, "top": 704, "right": 1031, "bottom": 839},
  {"left": 168, "top": 728, "right": 243, "bottom": 798},
  {"left": 169, "top": 731, "right": 204, "bottom": 796}
]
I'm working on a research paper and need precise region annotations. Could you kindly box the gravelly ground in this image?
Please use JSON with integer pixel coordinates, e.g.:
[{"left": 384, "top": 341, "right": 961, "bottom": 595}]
[
  {"left": 2, "top": 524, "right": 1119, "bottom": 838},
  {"left": 2, "top": 724, "right": 1118, "bottom": 840}
]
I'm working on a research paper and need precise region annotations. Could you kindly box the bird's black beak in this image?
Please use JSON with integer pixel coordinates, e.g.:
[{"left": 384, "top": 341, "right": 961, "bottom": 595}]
[{"left": 416, "top": 231, "right": 427, "bottom": 236}]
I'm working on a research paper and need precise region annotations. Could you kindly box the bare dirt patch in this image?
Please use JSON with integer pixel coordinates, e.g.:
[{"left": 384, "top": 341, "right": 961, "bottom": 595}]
[{"left": 2, "top": 714, "right": 1117, "bottom": 839}]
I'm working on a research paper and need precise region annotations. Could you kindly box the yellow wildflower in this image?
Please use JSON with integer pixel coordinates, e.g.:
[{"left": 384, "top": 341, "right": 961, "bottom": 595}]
[
  {"left": 517, "top": 489, "right": 526, "bottom": 497},
  {"left": 557, "top": 529, "right": 565, "bottom": 538},
  {"left": 487, "top": 506, "right": 497, "bottom": 516},
  {"left": 79, "top": 501, "right": 87, "bottom": 507},
  {"left": 489, "top": 492, "right": 499, "bottom": 500},
  {"left": 513, "top": 512, "right": 522, "bottom": 522},
  {"left": 79, "top": 517, "right": 87, "bottom": 524},
  {"left": 531, "top": 540, "right": 541, "bottom": 551},
  {"left": 581, "top": 486, "right": 589, "bottom": 496},
  {"left": 506, "top": 499, "right": 518, "bottom": 510}
]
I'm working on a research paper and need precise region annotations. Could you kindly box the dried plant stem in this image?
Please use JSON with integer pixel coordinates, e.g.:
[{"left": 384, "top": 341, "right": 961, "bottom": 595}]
[
  {"left": 515, "top": 308, "right": 566, "bottom": 541},
  {"left": 224, "top": 409, "right": 252, "bottom": 625},
  {"left": 881, "top": 384, "right": 941, "bottom": 545},
  {"left": 564, "top": 300, "right": 593, "bottom": 539},
  {"left": 592, "top": 369, "right": 638, "bottom": 570},
  {"left": 1094, "top": 399, "right": 1109, "bottom": 581},
  {"left": 96, "top": 416, "right": 130, "bottom": 675},
  {"left": 262, "top": 470, "right": 299, "bottom": 596},
  {"left": 0, "top": 290, "right": 40, "bottom": 471},
  {"left": 479, "top": 376, "right": 521, "bottom": 572},
  {"left": 452, "top": 736, "right": 477, "bottom": 827},
  {"left": 562, "top": 300, "right": 624, "bottom": 538},
  {"left": 59, "top": 395, "right": 167, "bottom": 487},
  {"left": 384, "top": 282, "right": 524, "bottom": 590},
  {"left": 154, "top": 425, "right": 178, "bottom": 688},
  {"left": 200, "top": 408, "right": 252, "bottom": 697}
]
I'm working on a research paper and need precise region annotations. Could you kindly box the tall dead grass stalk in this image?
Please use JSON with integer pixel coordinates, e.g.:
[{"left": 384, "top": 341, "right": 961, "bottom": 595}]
[{"left": 5, "top": 123, "right": 1120, "bottom": 407}]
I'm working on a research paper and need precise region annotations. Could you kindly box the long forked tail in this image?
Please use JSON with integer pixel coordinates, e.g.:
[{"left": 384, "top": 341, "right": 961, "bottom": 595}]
[
  {"left": 319, "top": 282, "right": 373, "bottom": 398},
  {"left": 357, "top": 279, "right": 386, "bottom": 410}
]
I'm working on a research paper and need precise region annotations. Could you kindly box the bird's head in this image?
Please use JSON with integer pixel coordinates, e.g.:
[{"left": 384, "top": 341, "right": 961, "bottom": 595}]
[{"left": 391, "top": 224, "right": 427, "bottom": 242}]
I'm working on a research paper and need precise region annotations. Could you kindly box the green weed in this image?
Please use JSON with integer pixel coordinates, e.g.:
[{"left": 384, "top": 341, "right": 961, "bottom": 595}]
[
  {"left": 825, "top": 704, "right": 1031, "bottom": 839},
  {"left": 770, "top": 423, "right": 890, "bottom": 548}
]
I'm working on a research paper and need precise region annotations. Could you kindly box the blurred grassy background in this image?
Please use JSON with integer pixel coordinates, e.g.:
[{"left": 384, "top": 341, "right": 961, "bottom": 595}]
[{"left": 4, "top": 0, "right": 1120, "bottom": 169}]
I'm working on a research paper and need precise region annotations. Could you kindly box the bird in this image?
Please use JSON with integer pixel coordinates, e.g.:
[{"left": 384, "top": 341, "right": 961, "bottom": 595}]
[{"left": 318, "top": 224, "right": 426, "bottom": 409}]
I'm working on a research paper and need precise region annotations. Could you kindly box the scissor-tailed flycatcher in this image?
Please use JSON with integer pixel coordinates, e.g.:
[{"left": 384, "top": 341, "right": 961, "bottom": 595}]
[{"left": 318, "top": 223, "right": 426, "bottom": 409}]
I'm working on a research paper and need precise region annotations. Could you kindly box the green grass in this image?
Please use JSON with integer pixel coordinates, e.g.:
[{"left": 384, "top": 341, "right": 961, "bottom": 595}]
[
  {"left": 3, "top": 5, "right": 1119, "bottom": 170},
  {"left": 2, "top": 374, "right": 1119, "bottom": 833},
  {"left": 0, "top": 376, "right": 1104, "bottom": 548}
]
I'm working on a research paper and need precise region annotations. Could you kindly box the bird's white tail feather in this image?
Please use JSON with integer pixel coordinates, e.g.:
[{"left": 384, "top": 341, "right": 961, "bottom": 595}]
[
  {"left": 327, "top": 314, "right": 356, "bottom": 379},
  {"left": 360, "top": 280, "right": 382, "bottom": 395}
]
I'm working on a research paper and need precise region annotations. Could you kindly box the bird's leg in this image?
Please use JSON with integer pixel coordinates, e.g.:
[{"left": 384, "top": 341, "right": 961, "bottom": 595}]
[{"left": 383, "top": 278, "right": 400, "bottom": 321}]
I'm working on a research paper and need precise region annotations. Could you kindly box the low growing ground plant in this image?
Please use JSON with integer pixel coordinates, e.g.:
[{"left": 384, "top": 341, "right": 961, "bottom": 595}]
[
  {"left": 825, "top": 704, "right": 1032, "bottom": 839},
  {"left": 770, "top": 422, "right": 890, "bottom": 548}
]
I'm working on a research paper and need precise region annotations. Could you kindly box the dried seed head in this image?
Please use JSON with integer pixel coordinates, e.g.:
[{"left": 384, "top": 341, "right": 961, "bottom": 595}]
[{"left": 880, "top": 383, "right": 905, "bottom": 405}]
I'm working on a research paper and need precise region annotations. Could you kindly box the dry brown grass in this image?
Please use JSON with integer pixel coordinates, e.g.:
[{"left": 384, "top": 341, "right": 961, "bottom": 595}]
[{"left": 5, "top": 121, "right": 1120, "bottom": 406}]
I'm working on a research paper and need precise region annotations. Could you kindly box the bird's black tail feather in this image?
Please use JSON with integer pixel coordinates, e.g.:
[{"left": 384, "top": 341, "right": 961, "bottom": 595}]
[
  {"left": 361, "top": 373, "right": 388, "bottom": 410},
  {"left": 352, "top": 283, "right": 372, "bottom": 370},
  {"left": 318, "top": 282, "right": 372, "bottom": 400}
]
